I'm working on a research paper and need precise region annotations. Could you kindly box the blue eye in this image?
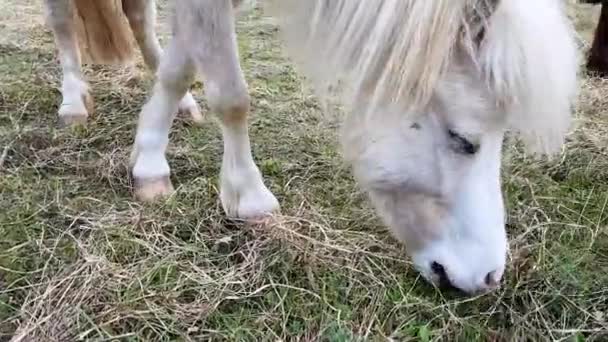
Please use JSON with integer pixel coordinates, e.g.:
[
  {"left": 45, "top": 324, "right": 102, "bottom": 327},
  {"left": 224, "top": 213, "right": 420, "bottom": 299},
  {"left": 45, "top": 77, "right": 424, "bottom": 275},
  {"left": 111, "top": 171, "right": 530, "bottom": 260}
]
[{"left": 447, "top": 130, "right": 479, "bottom": 155}]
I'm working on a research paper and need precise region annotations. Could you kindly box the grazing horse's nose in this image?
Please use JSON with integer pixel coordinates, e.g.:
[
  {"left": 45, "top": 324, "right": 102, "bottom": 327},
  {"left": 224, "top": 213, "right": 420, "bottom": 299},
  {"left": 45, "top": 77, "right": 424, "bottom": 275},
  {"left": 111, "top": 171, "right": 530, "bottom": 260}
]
[
  {"left": 431, "top": 261, "right": 460, "bottom": 291},
  {"left": 431, "top": 261, "right": 502, "bottom": 294},
  {"left": 484, "top": 270, "right": 501, "bottom": 288}
]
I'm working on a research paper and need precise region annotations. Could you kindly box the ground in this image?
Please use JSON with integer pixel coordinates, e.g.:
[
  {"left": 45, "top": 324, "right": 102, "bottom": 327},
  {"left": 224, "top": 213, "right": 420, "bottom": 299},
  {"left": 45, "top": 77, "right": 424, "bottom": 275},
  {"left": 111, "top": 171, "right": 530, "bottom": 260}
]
[{"left": 1, "top": 1, "right": 608, "bottom": 341}]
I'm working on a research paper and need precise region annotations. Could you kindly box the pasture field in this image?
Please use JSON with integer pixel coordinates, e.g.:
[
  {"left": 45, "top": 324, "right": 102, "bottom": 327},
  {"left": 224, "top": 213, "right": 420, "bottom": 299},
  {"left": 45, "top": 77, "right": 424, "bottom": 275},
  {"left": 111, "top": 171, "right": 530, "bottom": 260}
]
[{"left": 1, "top": 1, "right": 608, "bottom": 340}]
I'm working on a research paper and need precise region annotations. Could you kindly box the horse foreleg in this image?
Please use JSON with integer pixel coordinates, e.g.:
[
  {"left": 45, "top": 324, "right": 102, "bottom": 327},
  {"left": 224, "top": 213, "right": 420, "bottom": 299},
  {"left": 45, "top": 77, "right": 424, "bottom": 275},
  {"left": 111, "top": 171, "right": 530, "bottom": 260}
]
[
  {"left": 45, "top": 0, "right": 92, "bottom": 126},
  {"left": 587, "top": 2, "right": 608, "bottom": 76},
  {"left": 122, "top": 0, "right": 204, "bottom": 125},
  {"left": 130, "top": 38, "right": 194, "bottom": 201},
  {"left": 179, "top": 0, "right": 279, "bottom": 219}
]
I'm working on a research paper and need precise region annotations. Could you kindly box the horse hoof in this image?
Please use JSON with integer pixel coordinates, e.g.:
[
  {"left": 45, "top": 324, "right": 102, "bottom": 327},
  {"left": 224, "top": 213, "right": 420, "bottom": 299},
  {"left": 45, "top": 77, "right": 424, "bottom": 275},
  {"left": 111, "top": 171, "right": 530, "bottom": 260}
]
[
  {"left": 57, "top": 93, "right": 94, "bottom": 128},
  {"left": 134, "top": 176, "right": 174, "bottom": 202},
  {"left": 221, "top": 182, "right": 280, "bottom": 222},
  {"left": 58, "top": 114, "right": 88, "bottom": 127},
  {"left": 178, "top": 93, "right": 205, "bottom": 126},
  {"left": 183, "top": 105, "right": 205, "bottom": 126}
]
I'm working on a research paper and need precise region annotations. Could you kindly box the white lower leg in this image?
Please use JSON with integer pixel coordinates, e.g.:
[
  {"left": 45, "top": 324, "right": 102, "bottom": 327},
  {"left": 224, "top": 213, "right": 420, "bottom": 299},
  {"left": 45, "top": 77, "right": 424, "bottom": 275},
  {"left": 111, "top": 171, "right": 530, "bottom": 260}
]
[
  {"left": 131, "top": 39, "right": 194, "bottom": 201},
  {"left": 58, "top": 72, "right": 91, "bottom": 123},
  {"left": 46, "top": 0, "right": 91, "bottom": 125},
  {"left": 175, "top": 0, "right": 278, "bottom": 218},
  {"left": 220, "top": 120, "right": 279, "bottom": 219},
  {"left": 131, "top": 82, "right": 184, "bottom": 200}
]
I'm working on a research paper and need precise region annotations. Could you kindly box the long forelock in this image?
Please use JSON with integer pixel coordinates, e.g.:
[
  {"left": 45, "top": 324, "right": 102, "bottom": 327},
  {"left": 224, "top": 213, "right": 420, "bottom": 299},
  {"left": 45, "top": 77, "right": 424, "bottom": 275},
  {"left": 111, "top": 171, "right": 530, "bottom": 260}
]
[
  {"left": 267, "top": 0, "right": 494, "bottom": 114},
  {"left": 267, "top": 0, "right": 579, "bottom": 155}
]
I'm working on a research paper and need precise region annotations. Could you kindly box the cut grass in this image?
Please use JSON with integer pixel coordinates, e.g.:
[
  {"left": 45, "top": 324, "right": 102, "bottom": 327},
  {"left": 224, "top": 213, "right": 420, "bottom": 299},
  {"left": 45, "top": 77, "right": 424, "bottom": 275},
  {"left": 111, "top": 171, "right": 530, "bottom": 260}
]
[{"left": 1, "top": 1, "right": 608, "bottom": 341}]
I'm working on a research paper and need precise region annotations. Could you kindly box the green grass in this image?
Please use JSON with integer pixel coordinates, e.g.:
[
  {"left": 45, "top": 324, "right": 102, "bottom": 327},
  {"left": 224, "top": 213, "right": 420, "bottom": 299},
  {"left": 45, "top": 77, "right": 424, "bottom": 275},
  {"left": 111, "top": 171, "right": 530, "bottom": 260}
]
[{"left": 1, "top": 2, "right": 608, "bottom": 341}]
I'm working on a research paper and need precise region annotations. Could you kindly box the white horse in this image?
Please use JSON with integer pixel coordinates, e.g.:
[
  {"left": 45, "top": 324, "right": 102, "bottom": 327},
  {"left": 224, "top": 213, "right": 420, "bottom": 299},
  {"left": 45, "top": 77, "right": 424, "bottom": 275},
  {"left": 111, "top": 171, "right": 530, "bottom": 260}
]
[{"left": 46, "top": 0, "right": 579, "bottom": 295}]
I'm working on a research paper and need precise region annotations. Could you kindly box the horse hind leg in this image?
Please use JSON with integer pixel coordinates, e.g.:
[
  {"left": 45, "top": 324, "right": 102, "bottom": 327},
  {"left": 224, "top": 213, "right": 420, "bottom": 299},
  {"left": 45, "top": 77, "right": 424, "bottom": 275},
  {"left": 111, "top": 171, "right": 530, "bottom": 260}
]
[
  {"left": 45, "top": 0, "right": 92, "bottom": 127},
  {"left": 122, "top": 0, "right": 204, "bottom": 125},
  {"left": 180, "top": 0, "right": 279, "bottom": 219}
]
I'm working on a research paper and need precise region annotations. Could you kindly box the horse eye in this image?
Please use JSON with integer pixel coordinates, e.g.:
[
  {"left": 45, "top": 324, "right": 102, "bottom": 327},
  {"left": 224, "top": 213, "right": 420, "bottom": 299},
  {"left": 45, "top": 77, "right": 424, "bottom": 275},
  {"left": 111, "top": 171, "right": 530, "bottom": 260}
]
[{"left": 447, "top": 130, "right": 479, "bottom": 155}]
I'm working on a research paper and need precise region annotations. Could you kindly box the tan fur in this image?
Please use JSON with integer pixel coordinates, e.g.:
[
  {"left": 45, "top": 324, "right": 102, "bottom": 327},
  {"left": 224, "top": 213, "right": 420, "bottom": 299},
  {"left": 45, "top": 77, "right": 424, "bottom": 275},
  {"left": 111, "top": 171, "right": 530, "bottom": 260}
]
[{"left": 71, "top": 0, "right": 134, "bottom": 64}]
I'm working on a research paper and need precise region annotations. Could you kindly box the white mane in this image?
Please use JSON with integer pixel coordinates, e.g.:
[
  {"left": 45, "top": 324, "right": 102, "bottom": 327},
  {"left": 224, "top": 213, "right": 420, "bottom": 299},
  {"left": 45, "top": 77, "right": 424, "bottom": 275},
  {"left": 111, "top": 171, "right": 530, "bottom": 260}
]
[
  {"left": 479, "top": 0, "right": 579, "bottom": 153},
  {"left": 267, "top": 0, "right": 579, "bottom": 154}
]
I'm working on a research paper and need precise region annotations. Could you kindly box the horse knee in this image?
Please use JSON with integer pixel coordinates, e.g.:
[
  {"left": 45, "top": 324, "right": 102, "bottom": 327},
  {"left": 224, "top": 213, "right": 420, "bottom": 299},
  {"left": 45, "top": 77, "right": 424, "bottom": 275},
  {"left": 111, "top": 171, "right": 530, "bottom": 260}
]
[
  {"left": 156, "top": 58, "right": 193, "bottom": 96},
  {"left": 209, "top": 88, "right": 250, "bottom": 123}
]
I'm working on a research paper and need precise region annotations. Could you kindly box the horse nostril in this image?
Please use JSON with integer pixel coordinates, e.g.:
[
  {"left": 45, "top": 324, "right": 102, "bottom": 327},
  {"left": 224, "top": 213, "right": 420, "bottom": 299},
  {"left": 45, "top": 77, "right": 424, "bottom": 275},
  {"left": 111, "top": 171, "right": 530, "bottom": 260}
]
[
  {"left": 431, "top": 261, "right": 445, "bottom": 276},
  {"left": 484, "top": 270, "right": 500, "bottom": 287},
  {"left": 431, "top": 261, "right": 451, "bottom": 287}
]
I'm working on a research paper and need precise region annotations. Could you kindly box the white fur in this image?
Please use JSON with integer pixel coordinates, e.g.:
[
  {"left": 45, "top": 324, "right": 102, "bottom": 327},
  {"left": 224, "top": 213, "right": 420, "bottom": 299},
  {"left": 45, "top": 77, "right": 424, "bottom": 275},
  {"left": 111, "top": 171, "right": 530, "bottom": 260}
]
[
  {"left": 268, "top": 0, "right": 579, "bottom": 293},
  {"left": 268, "top": 1, "right": 482, "bottom": 117},
  {"left": 479, "top": 0, "right": 579, "bottom": 153},
  {"left": 269, "top": 0, "right": 579, "bottom": 154},
  {"left": 45, "top": 0, "right": 91, "bottom": 120},
  {"left": 219, "top": 123, "right": 279, "bottom": 219},
  {"left": 178, "top": 93, "right": 203, "bottom": 122},
  {"left": 131, "top": 38, "right": 193, "bottom": 181},
  {"left": 131, "top": 130, "right": 171, "bottom": 180},
  {"left": 342, "top": 73, "right": 508, "bottom": 293},
  {"left": 58, "top": 74, "right": 89, "bottom": 119},
  {"left": 125, "top": 0, "right": 579, "bottom": 294},
  {"left": 131, "top": 0, "right": 279, "bottom": 219},
  {"left": 122, "top": 0, "right": 203, "bottom": 120},
  {"left": 411, "top": 129, "right": 507, "bottom": 293}
]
